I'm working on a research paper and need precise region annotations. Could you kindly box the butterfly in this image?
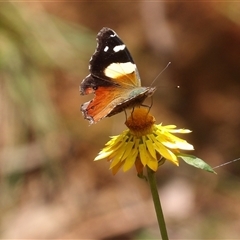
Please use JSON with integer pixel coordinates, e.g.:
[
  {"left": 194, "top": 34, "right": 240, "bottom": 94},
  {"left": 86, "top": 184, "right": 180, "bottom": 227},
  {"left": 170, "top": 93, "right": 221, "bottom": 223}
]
[{"left": 80, "top": 27, "right": 156, "bottom": 124}]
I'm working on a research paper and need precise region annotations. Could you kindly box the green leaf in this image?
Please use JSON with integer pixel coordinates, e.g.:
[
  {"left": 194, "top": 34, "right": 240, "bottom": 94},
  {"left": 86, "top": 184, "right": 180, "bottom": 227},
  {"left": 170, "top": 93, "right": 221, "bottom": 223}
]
[{"left": 177, "top": 153, "right": 217, "bottom": 174}]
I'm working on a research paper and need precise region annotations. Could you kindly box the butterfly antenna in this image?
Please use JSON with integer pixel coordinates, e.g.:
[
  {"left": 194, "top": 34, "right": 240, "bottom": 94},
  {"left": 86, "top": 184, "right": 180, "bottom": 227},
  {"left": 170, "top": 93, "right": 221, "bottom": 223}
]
[
  {"left": 213, "top": 157, "right": 240, "bottom": 169},
  {"left": 150, "top": 62, "right": 171, "bottom": 87}
]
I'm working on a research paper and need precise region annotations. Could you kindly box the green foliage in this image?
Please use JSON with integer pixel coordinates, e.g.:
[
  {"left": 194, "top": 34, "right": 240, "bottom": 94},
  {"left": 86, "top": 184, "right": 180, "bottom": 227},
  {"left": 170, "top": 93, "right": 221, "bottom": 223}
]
[
  {"left": 177, "top": 153, "right": 217, "bottom": 174},
  {"left": 0, "top": 3, "right": 95, "bottom": 142}
]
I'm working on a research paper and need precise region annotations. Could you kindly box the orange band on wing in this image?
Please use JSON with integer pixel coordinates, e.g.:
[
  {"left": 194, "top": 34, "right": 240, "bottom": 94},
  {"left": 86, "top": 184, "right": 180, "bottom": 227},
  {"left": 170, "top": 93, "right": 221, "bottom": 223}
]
[{"left": 84, "top": 86, "right": 124, "bottom": 122}]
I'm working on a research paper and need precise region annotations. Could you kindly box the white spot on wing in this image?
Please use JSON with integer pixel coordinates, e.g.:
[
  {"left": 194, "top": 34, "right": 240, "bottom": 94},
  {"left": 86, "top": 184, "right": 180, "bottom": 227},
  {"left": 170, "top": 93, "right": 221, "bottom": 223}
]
[
  {"left": 104, "top": 62, "right": 136, "bottom": 78},
  {"left": 113, "top": 44, "right": 125, "bottom": 52},
  {"left": 104, "top": 46, "right": 109, "bottom": 52}
]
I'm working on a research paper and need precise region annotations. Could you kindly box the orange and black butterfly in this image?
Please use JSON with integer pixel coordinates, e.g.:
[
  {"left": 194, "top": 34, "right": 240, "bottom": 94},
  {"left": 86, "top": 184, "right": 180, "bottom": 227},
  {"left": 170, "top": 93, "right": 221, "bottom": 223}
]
[{"left": 80, "top": 27, "right": 156, "bottom": 124}]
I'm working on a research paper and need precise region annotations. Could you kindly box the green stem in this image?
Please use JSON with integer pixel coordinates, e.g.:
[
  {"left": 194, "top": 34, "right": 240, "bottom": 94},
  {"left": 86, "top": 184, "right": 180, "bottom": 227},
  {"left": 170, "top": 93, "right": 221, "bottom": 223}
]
[{"left": 147, "top": 166, "right": 169, "bottom": 240}]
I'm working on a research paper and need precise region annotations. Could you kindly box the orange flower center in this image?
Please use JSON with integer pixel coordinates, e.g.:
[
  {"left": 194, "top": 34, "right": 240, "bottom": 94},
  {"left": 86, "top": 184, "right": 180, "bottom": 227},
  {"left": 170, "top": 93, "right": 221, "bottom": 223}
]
[{"left": 125, "top": 108, "right": 155, "bottom": 137}]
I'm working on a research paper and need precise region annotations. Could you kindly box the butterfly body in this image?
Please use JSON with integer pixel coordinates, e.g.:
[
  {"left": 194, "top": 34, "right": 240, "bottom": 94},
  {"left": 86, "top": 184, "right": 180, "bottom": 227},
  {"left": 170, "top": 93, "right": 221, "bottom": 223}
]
[{"left": 80, "top": 27, "right": 156, "bottom": 124}]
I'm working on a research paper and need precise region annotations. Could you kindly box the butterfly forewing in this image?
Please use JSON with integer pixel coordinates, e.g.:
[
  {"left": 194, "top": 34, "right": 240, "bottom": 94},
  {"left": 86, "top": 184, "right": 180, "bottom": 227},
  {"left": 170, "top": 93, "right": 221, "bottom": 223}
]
[{"left": 90, "top": 28, "right": 141, "bottom": 87}]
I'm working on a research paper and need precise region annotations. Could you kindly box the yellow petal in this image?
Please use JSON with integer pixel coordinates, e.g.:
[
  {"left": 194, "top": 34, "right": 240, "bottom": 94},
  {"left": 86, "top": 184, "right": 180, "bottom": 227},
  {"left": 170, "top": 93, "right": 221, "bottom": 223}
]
[
  {"left": 109, "top": 156, "right": 122, "bottom": 169},
  {"left": 153, "top": 141, "right": 179, "bottom": 165},
  {"left": 144, "top": 146, "right": 158, "bottom": 171},
  {"left": 147, "top": 158, "right": 158, "bottom": 171},
  {"left": 106, "top": 135, "right": 129, "bottom": 151},
  {"left": 145, "top": 138, "right": 157, "bottom": 159},
  {"left": 156, "top": 132, "right": 190, "bottom": 148},
  {"left": 165, "top": 132, "right": 188, "bottom": 142},
  {"left": 106, "top": 135, "right": 120, "bottom": 146},
  {"left": 94, "top": 136, "right": 128, "bottom": 161},
  {"left": 106, "top": 132, "right": 128, "bottom": 147},
  {"left": 139, "top": 144, "right": 148, "bottom": 166},
  {"left": 162, "top": 141, "right": 194, "bottom": 150},
  {"left": 162, "top": 125, "right": 177, "bottom": 129},
  {"left": 94, "top": 149, "right": 114, "bottom": 161},
  {"left": 122, "top": 148, "right": 138, "bottom": 172},
  {"left": 168, "top": 129, "right": 192, "bottom": 134},
  {"left": 109, "top": 144, "right": 127, "bottom": 168},
  {"left": 111, "top": 161, "right": 125, "bottom": 175},
  {"left": 157, "top": 125, "right": 191, "bottom": 133},
  {"left": 121, "top": 140, "right": 135, "bottom": 161},
  {"left": 122, "top": 138, "right": 140, "bottom": 171}
]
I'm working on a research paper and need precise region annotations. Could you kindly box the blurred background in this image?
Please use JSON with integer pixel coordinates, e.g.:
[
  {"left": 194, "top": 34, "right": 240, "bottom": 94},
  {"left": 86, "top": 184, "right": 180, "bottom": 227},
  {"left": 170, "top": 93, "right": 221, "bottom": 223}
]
[{"left": 1, "top": 1, "right": 240, "bottom": 239}]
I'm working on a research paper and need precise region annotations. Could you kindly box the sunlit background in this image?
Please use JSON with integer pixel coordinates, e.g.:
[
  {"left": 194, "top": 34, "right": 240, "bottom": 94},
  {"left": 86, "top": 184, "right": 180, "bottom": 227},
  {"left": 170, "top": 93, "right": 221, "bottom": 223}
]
[{"left": 1, "top": 2, "right": 240, "bottom": 239}]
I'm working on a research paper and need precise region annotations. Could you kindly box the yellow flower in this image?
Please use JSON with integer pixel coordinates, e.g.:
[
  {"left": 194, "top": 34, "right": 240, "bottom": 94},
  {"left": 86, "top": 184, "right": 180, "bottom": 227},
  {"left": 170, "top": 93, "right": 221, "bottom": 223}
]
[{"left": 95, "top": 108, "right": 194, "bottom": 175}]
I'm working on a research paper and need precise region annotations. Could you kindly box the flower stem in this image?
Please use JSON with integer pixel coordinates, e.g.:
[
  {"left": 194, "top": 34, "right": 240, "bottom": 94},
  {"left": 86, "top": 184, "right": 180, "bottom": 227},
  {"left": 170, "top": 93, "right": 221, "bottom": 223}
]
[{"left": 147, "top": 166, "right": 169, "bottom": 240}]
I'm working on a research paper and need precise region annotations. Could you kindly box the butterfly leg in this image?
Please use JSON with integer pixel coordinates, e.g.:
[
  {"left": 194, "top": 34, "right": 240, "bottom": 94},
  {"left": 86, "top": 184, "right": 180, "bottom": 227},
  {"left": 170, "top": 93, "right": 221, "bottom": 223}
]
[
  {"left": 131, "top": 107, "right": 135, "bottom": 120},
  {"left": 124, "top": 109, "right": 128, "bottom": 121},
  {"left": 147, "top": 96, "right": 154, "bottom": 114},
  {"left": 140, "top": 96, "right": 153, "bottom": 114}
]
